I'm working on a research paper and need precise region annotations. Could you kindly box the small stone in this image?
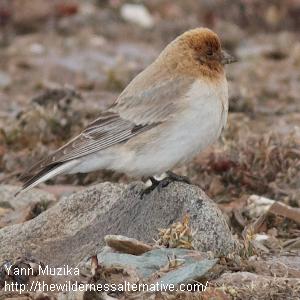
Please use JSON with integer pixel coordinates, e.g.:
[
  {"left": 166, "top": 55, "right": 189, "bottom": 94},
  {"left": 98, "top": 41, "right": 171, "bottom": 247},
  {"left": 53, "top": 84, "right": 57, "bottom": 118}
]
[
  {"left": 120, "top": 4, "right": 154, "bottom": 28},
  {"left": 29, "top": 43, "right": 45, "bottom": 55},
  {"left": 246, "top": 195, "right": 275, "bottom": 218},
  {"left": 105, "top": 235, "right": 152, "bottom": 255},
  {"left": 0, "top": 71, "right": 11, "bottom": 88}
]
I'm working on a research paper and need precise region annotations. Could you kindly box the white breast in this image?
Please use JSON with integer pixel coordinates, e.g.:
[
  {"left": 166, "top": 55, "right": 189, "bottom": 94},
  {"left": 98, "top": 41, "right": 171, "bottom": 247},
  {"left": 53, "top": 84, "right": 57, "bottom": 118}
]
[
  {"left": 118, "top": 78, "right": 228, "bottom": 176},
  {"left": 165, "top": 78, "right": 228, "bottom": 161},
  {"left": 71, "top": 78, "right": 229, "bottom": 177}
]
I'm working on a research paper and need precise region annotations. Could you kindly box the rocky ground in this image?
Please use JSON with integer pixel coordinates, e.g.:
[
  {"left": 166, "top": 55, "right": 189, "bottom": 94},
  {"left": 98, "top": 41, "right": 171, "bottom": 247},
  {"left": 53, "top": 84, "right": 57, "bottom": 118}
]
[{"left": 0, "top": 0, "right": 300, "bottom": 299}]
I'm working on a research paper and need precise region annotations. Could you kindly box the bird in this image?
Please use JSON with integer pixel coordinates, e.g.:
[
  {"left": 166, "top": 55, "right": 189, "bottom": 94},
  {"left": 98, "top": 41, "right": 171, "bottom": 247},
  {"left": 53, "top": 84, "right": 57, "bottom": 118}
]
[{"left": 17, "top": 27, "right": 236, "bottom": 195}]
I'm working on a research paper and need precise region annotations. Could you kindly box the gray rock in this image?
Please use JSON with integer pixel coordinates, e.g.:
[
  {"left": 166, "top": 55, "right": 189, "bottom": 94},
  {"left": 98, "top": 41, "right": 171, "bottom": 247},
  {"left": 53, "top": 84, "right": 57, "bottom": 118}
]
[
  {"left": 156, "top": 259, "right": 218, "bottom": 286},
  {"left": 0, "top": 185, "right": 56, "bottom": 228},
  {"left": 0, "top": 182, "right": 236, "bottom": 266},
  {"left": 99, "top": 247, "right": 215, "bottom": 279}
]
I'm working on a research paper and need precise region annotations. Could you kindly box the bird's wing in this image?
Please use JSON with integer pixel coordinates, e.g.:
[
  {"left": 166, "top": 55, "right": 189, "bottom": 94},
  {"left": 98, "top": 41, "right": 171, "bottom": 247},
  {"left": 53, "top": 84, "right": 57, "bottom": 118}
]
[
  {"left": 21, "top": 75, "right": 194, "bottom": 179},
  {"left": 110, "top": 75, "right": 194, "bottom": 124},
  {"left": 20, "top": 112, "right": 154, "bottom": 179}
]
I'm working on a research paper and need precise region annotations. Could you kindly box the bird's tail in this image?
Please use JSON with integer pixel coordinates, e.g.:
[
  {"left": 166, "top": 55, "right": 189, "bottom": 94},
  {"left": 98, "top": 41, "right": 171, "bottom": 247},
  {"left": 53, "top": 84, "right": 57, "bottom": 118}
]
[{"left": 15, "top": 160, "right": 79, "bottom": 196}]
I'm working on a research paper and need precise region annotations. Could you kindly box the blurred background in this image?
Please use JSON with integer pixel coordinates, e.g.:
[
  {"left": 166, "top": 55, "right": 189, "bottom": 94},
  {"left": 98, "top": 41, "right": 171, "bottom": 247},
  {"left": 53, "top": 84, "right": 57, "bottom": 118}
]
[
  {"left": 1, "top": 3, "right": 300, "bottom": 298},
  {"left": 0, "top": 0, "right": 299, "bottom": 209}
]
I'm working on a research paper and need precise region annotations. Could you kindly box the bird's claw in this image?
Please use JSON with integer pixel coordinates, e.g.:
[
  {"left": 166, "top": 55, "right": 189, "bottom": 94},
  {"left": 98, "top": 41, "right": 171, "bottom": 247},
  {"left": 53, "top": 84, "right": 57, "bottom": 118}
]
[
  {"left": 140, "top": 177, "right": 159, "bottom": 198},
  {"left": 165, "top": 171, "right": 191, "bottom": 185},
  {"left": 140, "top": 172, "right": 191, "bottom": 198}
]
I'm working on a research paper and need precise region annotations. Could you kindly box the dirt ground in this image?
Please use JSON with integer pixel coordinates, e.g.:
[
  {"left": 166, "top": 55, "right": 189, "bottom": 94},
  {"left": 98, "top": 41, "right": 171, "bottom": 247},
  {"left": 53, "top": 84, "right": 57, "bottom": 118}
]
[{"left": 0, "top": 0, "right": 299, "bottom": 299}]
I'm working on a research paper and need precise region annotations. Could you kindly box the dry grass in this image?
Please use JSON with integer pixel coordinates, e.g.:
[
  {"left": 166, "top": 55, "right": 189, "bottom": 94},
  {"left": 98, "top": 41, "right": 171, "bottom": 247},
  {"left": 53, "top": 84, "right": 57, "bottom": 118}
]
[
  {"left": 192, "top": 132, "right": 300, "bottom": 204},
  {"left": 156, "top": 215, "right": 194, "bottom": 250},
  {"left": 222, "top": 279, "right": 300, "bottom": 300}
]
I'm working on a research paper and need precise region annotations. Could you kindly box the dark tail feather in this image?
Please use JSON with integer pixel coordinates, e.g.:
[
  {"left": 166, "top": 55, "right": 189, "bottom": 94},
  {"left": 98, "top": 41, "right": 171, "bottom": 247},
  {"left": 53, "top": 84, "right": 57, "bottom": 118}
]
[{"left": 15, "top": 160, "right": 77, "bottom": 196}]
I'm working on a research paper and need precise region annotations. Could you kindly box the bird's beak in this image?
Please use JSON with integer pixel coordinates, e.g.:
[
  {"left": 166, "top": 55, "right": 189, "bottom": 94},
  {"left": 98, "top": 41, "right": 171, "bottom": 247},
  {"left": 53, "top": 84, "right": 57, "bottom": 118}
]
[{"left": 220, "top": 50, "right": 237, "bottom": 65}]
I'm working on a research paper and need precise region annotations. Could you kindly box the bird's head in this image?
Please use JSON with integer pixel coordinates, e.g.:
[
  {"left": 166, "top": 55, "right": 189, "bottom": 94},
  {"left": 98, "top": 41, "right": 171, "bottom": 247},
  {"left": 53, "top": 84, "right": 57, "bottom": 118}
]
[
  {"left": 184, "top": 28, "right": 236, "bottom": 65},
  {"left": 161, "top": 28, "right": 237, "bottom": 79}
]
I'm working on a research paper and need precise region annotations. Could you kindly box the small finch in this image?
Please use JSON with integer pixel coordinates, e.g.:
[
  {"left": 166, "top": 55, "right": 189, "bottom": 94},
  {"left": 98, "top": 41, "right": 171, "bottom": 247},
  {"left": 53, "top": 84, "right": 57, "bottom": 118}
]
[{"left": 17, "top": 28, "right": 236, "bottom": 195}]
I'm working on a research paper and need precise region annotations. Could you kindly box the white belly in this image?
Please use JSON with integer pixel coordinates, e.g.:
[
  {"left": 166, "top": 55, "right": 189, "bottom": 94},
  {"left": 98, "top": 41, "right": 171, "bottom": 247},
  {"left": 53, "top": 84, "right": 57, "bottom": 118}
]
[
  {"left": 112, "top": 79, "right": 228, "bottom": 176},
  {"left": 69, "top": 79, "right": 228, "bottom": 177}
]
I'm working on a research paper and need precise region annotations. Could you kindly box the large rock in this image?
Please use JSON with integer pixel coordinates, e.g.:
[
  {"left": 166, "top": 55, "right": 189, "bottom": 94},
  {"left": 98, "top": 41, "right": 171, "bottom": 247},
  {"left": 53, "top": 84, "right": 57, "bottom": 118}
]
[
  {"left": 98, "top": 247, "right": 218, "bottom": 281},
  {"left": 0, "top": 182, "right": 236, "bottom": 266},
  {"left": 0, "top": 185, "right": 56, "bottom": 228}
]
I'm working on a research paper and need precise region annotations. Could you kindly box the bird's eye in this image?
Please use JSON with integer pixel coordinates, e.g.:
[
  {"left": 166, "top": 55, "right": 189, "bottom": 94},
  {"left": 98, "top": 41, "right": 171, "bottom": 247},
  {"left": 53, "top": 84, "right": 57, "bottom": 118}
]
[{"left": 206, "top": 49, "right": 213, "bottom": 56}]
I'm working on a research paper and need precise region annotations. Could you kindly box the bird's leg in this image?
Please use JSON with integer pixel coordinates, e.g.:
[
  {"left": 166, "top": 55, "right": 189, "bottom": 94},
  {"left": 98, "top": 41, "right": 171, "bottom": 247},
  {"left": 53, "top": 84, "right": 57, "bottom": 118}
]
[
  {"left": 165, "top": 171, "right": 191, "bottom": 184},
  {"left": 155, "top": 171, "right": 191, "bottom": 192},
  {"left": 140, "top": 172, "right": 191, "bottom": 198},
  {"left": 140, "top": 176, "right": 160, "bottom": 198}
]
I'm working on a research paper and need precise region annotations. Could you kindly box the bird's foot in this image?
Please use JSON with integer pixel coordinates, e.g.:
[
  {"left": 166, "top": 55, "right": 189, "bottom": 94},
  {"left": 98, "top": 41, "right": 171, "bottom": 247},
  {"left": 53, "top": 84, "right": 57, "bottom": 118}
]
[
  {"left": 140, "top": 176, "right": 160, "bottom": 198},
  {"left": 165, "top": 171, "right": 191, "bottom": 185},
  {"left": 140, "top": 172, "right": 191, "bottom": 198}
]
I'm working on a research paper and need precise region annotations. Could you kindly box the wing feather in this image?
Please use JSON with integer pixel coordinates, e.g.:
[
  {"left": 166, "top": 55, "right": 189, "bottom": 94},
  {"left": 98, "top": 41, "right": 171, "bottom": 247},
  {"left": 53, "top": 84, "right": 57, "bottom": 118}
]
[
  {"left": 21, "top": 112, "right": 156, "bottom": 178},
  {"left": 111, "top": 76, "right": 193, "bottom": 124}
]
